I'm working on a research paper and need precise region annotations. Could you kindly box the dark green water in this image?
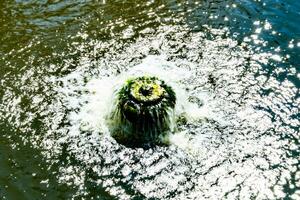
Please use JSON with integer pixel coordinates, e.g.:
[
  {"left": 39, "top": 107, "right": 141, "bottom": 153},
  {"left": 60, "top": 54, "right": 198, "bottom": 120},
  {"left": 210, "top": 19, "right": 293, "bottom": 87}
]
[{"left": 0, "top": 0, "right": 299, "bottom": 199}]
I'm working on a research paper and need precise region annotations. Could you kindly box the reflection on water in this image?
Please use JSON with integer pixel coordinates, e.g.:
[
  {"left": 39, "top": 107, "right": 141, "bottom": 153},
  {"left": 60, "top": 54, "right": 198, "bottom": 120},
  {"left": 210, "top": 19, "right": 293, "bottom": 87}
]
[{"left": 0, "top": 0, "right": 299, "bottom": 199}]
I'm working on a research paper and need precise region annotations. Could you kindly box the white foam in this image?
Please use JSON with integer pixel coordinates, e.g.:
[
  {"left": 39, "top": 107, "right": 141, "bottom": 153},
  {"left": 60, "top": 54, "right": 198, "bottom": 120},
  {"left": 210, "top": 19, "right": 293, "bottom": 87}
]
[{"left": 59, "top": 55, "right": 221, "bottom": 152}]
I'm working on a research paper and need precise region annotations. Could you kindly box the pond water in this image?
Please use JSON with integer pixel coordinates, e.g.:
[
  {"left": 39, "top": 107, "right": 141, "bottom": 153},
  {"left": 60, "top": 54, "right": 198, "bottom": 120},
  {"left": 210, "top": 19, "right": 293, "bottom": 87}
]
[{"left": 0, "top": 0, "right": 299, "bottom": 199}]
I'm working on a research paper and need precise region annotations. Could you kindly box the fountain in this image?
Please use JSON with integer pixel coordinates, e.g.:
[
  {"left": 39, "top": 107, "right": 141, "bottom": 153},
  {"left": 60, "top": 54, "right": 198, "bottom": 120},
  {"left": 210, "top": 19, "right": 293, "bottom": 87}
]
[
  {"left": 107, "top": 76, "right": 176, "bottom": 147},
  {"left": 1, "top": 1, "right": 298, "bottom": 198}
]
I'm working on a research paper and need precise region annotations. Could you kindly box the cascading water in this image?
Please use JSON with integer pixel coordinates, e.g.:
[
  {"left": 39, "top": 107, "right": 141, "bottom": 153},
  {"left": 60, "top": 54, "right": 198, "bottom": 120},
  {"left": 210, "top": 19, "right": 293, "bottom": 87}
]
[{"left": 107, "top": 76, "right": 176, "bottom": 147}]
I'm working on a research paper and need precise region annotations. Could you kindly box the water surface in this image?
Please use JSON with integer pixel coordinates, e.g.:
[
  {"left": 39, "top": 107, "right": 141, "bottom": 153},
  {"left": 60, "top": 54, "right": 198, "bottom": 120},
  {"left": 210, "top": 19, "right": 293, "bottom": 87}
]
[{"left": 0, "top": 0, "right": 299, "bottom": 199}]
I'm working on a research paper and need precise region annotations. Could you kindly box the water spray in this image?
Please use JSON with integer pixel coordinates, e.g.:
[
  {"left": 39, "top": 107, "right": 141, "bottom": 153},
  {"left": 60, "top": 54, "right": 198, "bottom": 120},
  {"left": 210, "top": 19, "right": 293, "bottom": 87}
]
[{"left": 107, "top": 76, "right": 176, "bottom": 147}]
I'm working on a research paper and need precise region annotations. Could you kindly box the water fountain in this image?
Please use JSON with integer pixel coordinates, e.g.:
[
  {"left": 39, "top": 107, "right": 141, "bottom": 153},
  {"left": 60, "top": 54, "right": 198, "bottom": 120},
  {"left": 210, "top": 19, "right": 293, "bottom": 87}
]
[
  {"left": 107, "top": 76, "right": 176, "bottom": 147},
  {"left": 0, "top": 1, "right": 299, "bottom": 199}
]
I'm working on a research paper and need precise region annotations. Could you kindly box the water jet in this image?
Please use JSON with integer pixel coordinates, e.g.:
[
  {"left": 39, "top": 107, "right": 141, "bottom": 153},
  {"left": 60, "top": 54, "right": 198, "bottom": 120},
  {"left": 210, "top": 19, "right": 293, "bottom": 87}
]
[{"left": 107, "top": 76, "right": 176, "bottom": 147}]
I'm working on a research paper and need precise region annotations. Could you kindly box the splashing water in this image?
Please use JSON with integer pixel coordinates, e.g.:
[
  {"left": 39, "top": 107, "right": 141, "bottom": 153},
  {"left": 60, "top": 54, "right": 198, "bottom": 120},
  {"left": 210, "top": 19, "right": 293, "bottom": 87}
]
[
  {"left": 107, "top": 75, "right": 176, "bottom": 147},
  {"left": 57, "top": 54, "right": 205, "bottom": 148},
  {"left": 0, "top": 1, "right": 299, "bottom": 199},
  {"left": 31, "top": 25, "right": 296, "bottom": 199}
]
